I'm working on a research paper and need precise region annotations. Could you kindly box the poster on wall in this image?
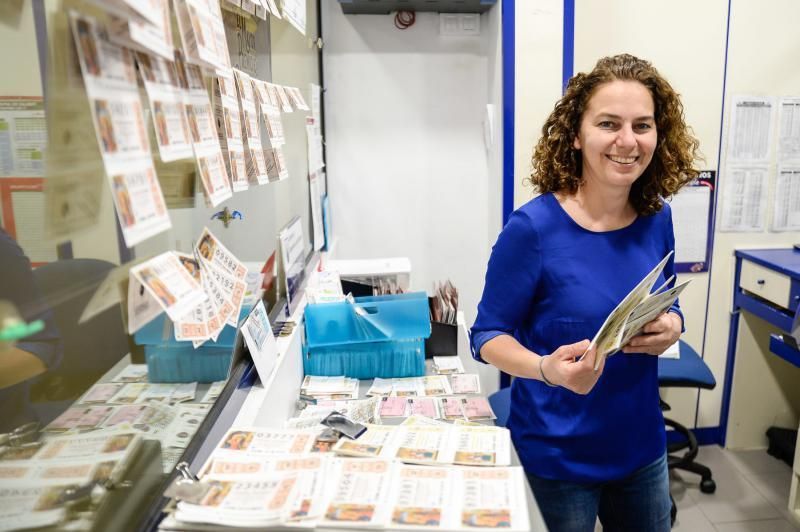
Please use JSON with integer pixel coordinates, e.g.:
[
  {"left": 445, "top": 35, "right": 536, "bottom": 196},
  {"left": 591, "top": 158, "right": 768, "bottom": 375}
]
[
  {"left": 0, "top": 97, "right": 46, "bottom": 178},
  {"left": 668, "top": 171, "right": 715, "bottom": 273}
]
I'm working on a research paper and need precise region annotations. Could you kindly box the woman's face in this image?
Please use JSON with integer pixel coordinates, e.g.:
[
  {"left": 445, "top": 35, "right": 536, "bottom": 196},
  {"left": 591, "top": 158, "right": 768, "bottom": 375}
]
[{"left": 573, "top": 80, "right": 657, "bottom": 192}]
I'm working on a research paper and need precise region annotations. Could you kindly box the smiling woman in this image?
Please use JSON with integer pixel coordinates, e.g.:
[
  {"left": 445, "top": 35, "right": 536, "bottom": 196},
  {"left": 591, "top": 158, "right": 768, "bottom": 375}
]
[
  {"left": 470, "top": 53, "right": 701, "bottom": 532},
  {"left": 529, "top": 53, "right": 700, "bottom": 216}
]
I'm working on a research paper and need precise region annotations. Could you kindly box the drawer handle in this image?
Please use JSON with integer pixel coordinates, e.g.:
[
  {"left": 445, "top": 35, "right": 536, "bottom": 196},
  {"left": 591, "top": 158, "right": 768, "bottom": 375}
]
[{"left": 757, "top": 279, "right": 765, "bottom": 285}]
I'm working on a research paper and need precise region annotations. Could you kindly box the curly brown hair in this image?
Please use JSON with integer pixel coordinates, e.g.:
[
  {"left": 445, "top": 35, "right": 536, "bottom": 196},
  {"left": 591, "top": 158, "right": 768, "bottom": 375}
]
[{"left": 528, "top": 54, "right": 701, "bottom": 215}]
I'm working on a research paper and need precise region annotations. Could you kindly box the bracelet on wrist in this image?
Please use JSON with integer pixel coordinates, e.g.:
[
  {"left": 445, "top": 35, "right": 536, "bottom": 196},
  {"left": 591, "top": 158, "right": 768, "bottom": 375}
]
[{"left": 539, "top": 356, "right": 557, "bottom": 387}]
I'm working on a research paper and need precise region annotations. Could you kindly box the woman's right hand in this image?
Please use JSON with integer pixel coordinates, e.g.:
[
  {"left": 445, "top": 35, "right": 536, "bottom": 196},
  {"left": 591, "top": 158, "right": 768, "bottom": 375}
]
[{"left": 541, "top": 340, "right": 604, "bottom": 395}]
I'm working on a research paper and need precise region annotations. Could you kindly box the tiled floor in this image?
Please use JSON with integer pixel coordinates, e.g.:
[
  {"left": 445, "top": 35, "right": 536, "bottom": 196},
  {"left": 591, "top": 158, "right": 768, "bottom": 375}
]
[{"left": 669, "top": 446, "right": 799, "bottom": 531}]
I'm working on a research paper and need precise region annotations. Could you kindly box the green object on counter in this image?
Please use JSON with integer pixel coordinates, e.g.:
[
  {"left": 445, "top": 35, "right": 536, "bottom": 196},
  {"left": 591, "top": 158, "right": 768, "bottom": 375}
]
[{"left": 0, "top": 319, "right": 44, "bottom": 342}]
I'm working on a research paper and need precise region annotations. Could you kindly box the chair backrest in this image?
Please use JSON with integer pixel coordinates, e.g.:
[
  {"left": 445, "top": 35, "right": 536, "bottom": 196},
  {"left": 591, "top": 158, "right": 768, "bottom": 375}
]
[{"left": 488, "top": 386, "right": 512, "bottom": 427}]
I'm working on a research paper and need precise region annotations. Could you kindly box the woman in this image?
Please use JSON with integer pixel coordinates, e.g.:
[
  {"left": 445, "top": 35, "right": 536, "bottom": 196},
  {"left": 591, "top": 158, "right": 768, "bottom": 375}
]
[{"left": 470, "top": 54, "right": 699, "bottom": 531}]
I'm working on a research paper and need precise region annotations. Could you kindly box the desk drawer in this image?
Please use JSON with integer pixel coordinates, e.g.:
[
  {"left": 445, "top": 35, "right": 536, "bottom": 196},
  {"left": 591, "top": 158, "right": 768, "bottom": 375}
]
[{"left": 740, "top": 260, "right": 792, "bottom": 309}]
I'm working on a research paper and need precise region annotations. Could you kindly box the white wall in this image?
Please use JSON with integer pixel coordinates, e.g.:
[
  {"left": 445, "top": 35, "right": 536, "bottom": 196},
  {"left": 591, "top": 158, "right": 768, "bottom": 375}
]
[
  {"left": 704, "top": 0, "right": 800, "bottom": 447},
  {"left": 513, "top": 0, "right": 563, "bottom": 210},
  {"left": 321, "top": 3, "right": 499, "bottom": 389}
]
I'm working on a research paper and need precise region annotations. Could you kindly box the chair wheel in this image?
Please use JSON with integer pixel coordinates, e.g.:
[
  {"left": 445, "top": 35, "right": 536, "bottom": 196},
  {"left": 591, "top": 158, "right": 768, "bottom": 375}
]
[{"left": 700, "top": 479, "right": 716, "bottom": 494}]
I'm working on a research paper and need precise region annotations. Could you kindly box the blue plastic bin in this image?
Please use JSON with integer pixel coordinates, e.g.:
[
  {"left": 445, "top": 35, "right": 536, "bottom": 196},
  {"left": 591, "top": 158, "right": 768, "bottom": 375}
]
[
  {"left": 133, "top": 305, "right": 250, "bottom": 383},
  {"left": 303, "top": 292, "right": 431, "bottom": 379}
]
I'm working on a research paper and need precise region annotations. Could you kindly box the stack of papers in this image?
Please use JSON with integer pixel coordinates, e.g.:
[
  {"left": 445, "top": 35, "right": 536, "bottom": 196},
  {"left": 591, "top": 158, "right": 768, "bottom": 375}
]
[
  {"left": 300, "top": 376, "right": 360, "bottom": 401},
  {"left": 0, "top": 428, "right": 143, "bottom": 530},
  {"left": 163, "top": 423, "right": 530, "bottom": 531},
  {"left": 589, "top": 251, "right": 690, "bottom": 369},
  {"left": 332, "top": 422, "right": 510, "bottom": 467},
  {"left": 367, "top": 376, "right": 454, "bottom": 397},
  {"left": 432, "top": 355, "right": 465, "bottom": 374},
  {"left": 285, "top": 397, "right": 378, "bottom": 429}
]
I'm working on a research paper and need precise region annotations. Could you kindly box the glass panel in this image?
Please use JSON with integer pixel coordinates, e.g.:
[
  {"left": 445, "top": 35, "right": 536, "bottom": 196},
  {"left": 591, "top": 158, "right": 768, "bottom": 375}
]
[{"left": 0, "top": 0, "right": 320, "bottom": 528}]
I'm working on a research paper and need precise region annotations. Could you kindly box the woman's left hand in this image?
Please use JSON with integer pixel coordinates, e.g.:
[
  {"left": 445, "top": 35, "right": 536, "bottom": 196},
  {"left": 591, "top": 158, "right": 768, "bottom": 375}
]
[{"left": 621, "top": 312, "right": 682, "bottom": 356}]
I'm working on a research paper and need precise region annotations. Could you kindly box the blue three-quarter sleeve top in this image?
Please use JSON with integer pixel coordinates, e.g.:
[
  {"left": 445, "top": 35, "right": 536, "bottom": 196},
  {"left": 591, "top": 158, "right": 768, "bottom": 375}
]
[{"left": 470, "top": 192, "right": 683, "bottom": 483}]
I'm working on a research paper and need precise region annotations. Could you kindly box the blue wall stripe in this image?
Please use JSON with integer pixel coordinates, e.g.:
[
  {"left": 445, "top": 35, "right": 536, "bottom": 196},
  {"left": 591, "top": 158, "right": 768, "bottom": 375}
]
[
  {"left": 562, "top": 0, "right": 575, "bottom": 92},
  {"left": 699, "top": 0, "right": 732, "bottom": 443},
  {"left": 501, "top": 0, "right": 515, "bottom": 228},
  {"left": 499, "top": 0, "right": 515, "bottom": 389}
]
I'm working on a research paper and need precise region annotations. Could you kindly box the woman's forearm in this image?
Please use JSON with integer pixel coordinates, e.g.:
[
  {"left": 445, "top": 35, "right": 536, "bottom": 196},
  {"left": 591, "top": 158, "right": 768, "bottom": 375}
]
[{"left": 480, "top": 334, "right": 545, "bottom": 381}]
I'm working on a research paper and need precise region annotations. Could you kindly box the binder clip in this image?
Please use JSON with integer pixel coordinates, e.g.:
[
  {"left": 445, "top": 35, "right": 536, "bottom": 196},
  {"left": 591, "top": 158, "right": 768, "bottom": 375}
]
[
  {"left": 320, "top": 411, "right": 366, "bottom": 440},
  {"left": 57, "top": 481, "right": 105, "bottom": 515},
  {"left": 164, "top": 462, "right": 208, "bottom": 504},
  {"left": 298, "top": 393, "right": 318, "bottom": 407},
  {"left": 0, "top": 421, "right": 41, "bottom": 448},
  {"left": 176, "top": 461, "right": 199, "bottom": 482}
]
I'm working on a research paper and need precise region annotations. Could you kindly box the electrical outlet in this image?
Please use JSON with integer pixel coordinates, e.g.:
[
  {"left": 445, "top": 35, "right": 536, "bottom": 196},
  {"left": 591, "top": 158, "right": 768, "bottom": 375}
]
[{"left": 439, "top": 13, "right": 480, "bottom": 36}]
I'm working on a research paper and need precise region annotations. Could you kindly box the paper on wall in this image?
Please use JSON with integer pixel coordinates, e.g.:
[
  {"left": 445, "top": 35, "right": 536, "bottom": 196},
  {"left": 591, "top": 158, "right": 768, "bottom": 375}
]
[
  {"left": 108, "top": 0, "right": 174, "bottom": 61},
  {"left": 69, "top": 12, "right": 171, "bottom": 247},
  {"left": 214, "top": 70, "right": 248, "bottom": 191},
  {"left": 280, "top": 0, "right": 306, "bottom": 35},
  {"left": 135, "top": 52, "right": 194, "bottom": 162},
  {"left": 719, "top": 165, "right": 768, "bottom": 232},
  {"left": 779, "top": 97, "right": 800, "bottom": 164},
  {"left": 0, "top": 97, "right": 46, "bottom": 177},
  {"left": 771, "top": 166, "right": 800, "bottom": 231},
  {"left": 173, "top": 0, "right": 231, "bottom": 71},
  {"left": 174, "top": 54, "right": 233, "bottom": 206},
  {"left": 727, "top": 96, "right": 775, "bottom": 163},
  {"left": 233, "top": 69, "right": 269, "bottom": 185}
]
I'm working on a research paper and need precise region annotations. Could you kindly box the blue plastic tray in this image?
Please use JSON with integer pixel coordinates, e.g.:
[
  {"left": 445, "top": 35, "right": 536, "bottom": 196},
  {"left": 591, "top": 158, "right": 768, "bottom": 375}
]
[{"left": 303, "top": 292, "right": 431, "bottom": 378}]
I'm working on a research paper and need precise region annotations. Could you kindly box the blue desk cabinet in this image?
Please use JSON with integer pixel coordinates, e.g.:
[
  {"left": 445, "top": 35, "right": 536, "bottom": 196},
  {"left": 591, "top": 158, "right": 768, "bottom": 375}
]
[{"left": 722, "top": 249, "right": 800, "bottom": 449}]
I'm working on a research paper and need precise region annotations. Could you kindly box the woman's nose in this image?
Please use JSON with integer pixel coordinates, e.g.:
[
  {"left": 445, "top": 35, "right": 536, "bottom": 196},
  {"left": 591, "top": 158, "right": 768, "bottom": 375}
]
[{"left": 616, "top": 125, "right": 636, "bottom": 148}]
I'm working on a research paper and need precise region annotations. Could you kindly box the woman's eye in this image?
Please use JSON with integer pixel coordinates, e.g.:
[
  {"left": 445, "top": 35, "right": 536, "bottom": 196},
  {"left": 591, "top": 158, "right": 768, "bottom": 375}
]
[
  {"left": 635, "top": 123, "right": 653, "bottom": 130},
  {"left": 598, "top": 121, "right": 615, "bottom": 128}
]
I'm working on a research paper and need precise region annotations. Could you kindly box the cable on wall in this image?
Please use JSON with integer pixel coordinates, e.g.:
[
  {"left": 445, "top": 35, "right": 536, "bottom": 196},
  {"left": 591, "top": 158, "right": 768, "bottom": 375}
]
[{"left": 394, "top": 10, "right": 416, "bottom": 30}]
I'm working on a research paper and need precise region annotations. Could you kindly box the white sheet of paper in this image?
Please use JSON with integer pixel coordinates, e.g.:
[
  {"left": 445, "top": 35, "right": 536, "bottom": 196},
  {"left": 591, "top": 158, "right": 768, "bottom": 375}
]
[
  {"left": 660, "top": 340, "right": 680, "bottom": 359},
  {"left": 771, "top": 167, "right": 800, "bottom": 231},
  {"left": 779, "top": 97, "right": 800, "bottom": 164},
  {"left": 668, "top": 185, "right": 710, "bottom": 264},
  {"left": 719, "top": 165, "right": 768, "bottom": 232},
  {"left": 241, "top": 300, "right": 278, "bottom": 383},
  {"left": 309, "top": 172, "right": 324, "bottom": 251},
  {"left": 727, "top": 96, "right": 775, "bottom": 163}
]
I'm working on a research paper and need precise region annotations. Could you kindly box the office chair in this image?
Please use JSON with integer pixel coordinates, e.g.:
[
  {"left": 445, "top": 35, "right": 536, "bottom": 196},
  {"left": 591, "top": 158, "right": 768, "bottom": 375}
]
[
  {"left": 659, "top": 339, "right": 717, "bottom": 525},
  {"left": 488, "top": 385, "right": 511, "bottom": 428},
  {"left": 30, "top": 259, "right": 129, "bottom": 408}
]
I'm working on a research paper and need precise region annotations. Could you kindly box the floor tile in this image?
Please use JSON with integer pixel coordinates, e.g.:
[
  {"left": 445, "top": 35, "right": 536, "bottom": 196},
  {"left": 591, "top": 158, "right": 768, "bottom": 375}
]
[
  {"left": 727, "top": 449, "right": 792, "bottom": 477},
  {"left": 747, "top": 470, "right": 800, "bottom": 526},
  {"left": 676, "top": 463, "right": 780, "bottom": 523},
  {"left": 713, "top": 518, "right": 800, "bottom": 532},
  {"left": 671, "top": 504, "right": 717, "bottom": 531}
]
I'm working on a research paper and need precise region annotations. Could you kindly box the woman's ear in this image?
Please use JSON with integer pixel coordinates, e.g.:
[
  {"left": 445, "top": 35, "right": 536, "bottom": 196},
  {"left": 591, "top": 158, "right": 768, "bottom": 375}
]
[{"left": 573, "top": 136, "right": 581, "bottom": 150}]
